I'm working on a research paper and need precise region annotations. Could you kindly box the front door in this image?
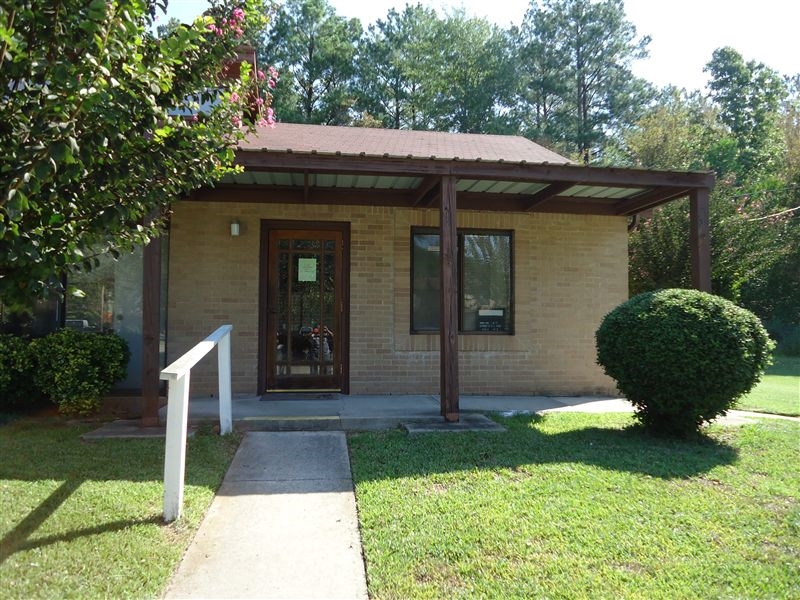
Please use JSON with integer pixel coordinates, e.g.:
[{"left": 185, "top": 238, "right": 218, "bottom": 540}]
[{"left": 264, "top": 225, "right": 347, "bottom": 392}]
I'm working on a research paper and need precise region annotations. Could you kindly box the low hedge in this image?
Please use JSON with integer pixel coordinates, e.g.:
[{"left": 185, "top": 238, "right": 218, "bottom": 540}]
[
  {"left": 0, "top": 329, "right": 130, "bottom": 416},
  {"left": 596, "top": 289, "right": 774, "bottom": 436},
  {"left": 0, "top": 334, "right": 42, "bottom": 410},
  {"left": 32, "top": 328, "right": 130, "bottom": 416}
]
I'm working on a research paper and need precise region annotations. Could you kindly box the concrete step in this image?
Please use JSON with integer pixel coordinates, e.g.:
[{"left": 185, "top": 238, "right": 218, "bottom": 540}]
[{"left": 237, "top": 415, "right": 342, "bottom": 431}]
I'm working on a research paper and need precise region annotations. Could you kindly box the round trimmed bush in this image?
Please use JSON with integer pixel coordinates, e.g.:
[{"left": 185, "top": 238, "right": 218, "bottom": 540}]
[
  {"left": 31, "top": 328, "right": 130, "bottom": 416},
  {"left": 596, "top": 289, "right": 774, "bottom": 436}
]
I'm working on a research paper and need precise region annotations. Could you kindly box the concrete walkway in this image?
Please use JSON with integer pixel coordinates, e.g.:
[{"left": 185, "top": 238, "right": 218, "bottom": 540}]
[{"left": 164, "top": 431, "right": 367, "bottom": 599}]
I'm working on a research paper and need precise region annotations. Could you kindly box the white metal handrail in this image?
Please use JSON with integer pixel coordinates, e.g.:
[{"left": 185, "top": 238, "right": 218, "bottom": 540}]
[{"left": 161, "top": 324, "right": 233, "bottom": 523}]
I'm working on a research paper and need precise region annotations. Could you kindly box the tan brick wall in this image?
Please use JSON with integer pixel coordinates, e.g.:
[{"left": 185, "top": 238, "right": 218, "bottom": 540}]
[{"left": 168, "top": 194, "right": 627, "bottom": 397}]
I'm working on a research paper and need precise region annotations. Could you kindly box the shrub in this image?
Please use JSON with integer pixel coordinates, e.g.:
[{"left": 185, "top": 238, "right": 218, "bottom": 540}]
[
  {"left": 596, "top": 289, "right": 774, "bottom": 436},
  {"left": 0, "top": 334, "right": 42, "bottom": 410},
  {"left": 31, "top": 329, "right": 130, "bottom": 416}
]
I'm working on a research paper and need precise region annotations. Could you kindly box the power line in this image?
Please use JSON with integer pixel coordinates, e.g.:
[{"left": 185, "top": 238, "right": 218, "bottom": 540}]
[{"left": 745, "top": 204, "right": 800, "bottom": 221}]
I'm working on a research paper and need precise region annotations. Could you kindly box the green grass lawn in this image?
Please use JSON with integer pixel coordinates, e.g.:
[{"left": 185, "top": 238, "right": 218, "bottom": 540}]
[
  {"left": 0, "top": 419, "right": 240, "bottom": 599},
  {"left": 350, "top": 413, "right": 800, "bottom": 599},
  {"left": 736, "top": 354, "right": 800, "bottom": 416}
]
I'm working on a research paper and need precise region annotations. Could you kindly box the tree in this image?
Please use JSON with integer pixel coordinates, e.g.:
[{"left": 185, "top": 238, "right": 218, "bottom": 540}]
[
  {"left": 518, "top": 0, "right": 652, "bottom": 162},
  {"left": 618, "top": 87, "right": 721, "bottom": 171},
  {"left": 705, "top": 47, "right": 786, "bottom": 179},
  {"left": 629, "top": 168, "right": 799, "bottom": 324},
  {"left": 511, "top": 4, "right": 570, "bottom": 147},
  {"left": 626, "top": 55, "right": 799, "bottom": 332},
  {"left": 354, "top": 6, "right": 517, "bottom": 134},
  {"left": 354, "top": 4, "right": 439, "bottom": 129},
  {"left": 735, "top": 179, "right": 800, "bottom": 327},
  {"left": 261, "top": 0, "right": 361, "bottom": 125},
  {"left": 431, "top": 10, "right": 518, "bottom": 133},
  {"left": 0, "top": 0, "right": 275, "bottom": 307},
  {"left": 780, "top": 75, "right": 800, "bottom": 181}
]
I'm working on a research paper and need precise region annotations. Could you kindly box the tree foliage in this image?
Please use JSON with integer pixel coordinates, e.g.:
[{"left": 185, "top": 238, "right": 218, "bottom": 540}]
[
  {"left": 516, "top": 0, "right": 652, "bottom": 162},
  {"left": 258, "top": 0, "right": 651, "bottom": 145},
  {"left": 427, "top": 11, "right": 517, "bottom": 133},
  {"left": 282, "top": 1, "right": 517, "bottom": 133},
  {"left": 354, "top": 4, "right": 439, "bottom": 129},
  {"left": 705, "top": 47, "right": 786, "bottom": 179},
  {"left": 262, "top": 0, "right": 361, "bottom": 125},
  {"left": 621, "top": 87, "right": 720, "bottom": 171},
  {"left": 0, "top": 0, "right": 275, "bottom": 306},
  {"left": 625, "top": 67, "right": 800, "bottom": 333}
]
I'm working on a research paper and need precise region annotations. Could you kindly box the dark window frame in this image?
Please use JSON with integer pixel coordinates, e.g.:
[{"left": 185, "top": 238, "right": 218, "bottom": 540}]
[{"left": 410, "top": 226, "right": 514, "bottom": 335}]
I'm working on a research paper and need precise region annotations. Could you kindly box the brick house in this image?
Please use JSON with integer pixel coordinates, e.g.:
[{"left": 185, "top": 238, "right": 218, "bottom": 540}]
[{"left": 125, "top": 123, "right": 713, "bottom": 423}]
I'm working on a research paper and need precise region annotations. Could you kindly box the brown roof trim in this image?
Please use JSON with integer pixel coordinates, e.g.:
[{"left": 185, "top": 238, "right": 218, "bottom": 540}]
[{"left": 234, "top": 150, "right": 715, "bottom": 190}]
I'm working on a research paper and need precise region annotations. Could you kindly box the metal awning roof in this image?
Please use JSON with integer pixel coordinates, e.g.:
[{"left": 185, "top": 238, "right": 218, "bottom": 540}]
[{"left": 191, "top": 123, "right": 714, "bottom": 216}]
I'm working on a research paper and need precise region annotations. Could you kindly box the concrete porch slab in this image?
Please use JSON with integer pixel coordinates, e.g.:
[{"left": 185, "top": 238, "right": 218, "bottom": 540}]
[
  {"left": 80, "top": 419, "right": 196, "bottom": 440},
  {"left": 238, "top": 415, "right": 342, "bottom": 432},
  {"left": 402, "top": 413, "right": 507, "bottom": 434}
]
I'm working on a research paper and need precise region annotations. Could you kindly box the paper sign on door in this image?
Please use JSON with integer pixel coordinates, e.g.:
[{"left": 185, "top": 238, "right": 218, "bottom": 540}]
[{"left": 298, "top": 258, "right": 317, "bottom": 282}]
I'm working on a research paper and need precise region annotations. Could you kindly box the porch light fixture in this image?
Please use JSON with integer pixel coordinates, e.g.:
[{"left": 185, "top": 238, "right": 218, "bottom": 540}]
[{"left": 230, "top": 219, "right": 241, "bottom": 237}]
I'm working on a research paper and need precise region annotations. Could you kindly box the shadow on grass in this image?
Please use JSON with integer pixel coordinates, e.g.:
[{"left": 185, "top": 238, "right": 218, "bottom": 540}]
[
  {"left": 0, "top": 477, "right": 161, "bottom": 562},
  {"left": 0, "top": 420, "right": 237, "bottom": 565},
  {"left": 349, "top": 413, "right": 740, "bottom": 483}
]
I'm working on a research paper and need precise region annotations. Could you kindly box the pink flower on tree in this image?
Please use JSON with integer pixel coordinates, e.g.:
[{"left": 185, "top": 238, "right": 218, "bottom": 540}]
[
  {"left": 232, "top": 7, "right": 245, "bottom": 22},
  {"left": 232, "top": 115, "right": 242, "bottom": 127},
  {"left": 230, "top": 92, "right": 240, "bottom": 103},
  {"left": 267, "top": 66, "right": 279, "bottom": 89},
  {"left": 257, "top": 107, "right": 276, "bottom": 129}
]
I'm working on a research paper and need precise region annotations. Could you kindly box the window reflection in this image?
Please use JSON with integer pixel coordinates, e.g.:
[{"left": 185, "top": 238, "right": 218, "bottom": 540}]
[
  {"left": 411, "top": 229, "right": 513, "bottom": 333},
  {"left": 63, "top": 239, "right": 170, "bottom": 389},
  {"left": 411, "top": 234, "right": 440, "bottom": 331}
]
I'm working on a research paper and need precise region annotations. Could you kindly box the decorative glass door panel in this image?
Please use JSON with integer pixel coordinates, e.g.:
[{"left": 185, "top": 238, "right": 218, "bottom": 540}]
[{"left": 267, "top": 230, "right": 342, "bottom": 391}]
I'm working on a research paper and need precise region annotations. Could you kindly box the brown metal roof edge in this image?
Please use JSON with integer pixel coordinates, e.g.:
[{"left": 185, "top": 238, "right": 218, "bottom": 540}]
[
  {"left": 235, "top": 145, "right": 713, "bottom": 174},
  {"left": 234, "top": 150, "right": 716, "bottom": 190}
]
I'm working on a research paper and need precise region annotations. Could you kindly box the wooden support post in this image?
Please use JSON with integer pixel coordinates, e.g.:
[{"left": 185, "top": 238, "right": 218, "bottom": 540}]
[
  {"left": 690, "top": 188, "right": 711, "bottom": 292},
  {"left": 142, "top": 235, "right": 162, "bottom": 426},
  {"left": 440, "top": 175, "right": 459, "bottom": 422}
]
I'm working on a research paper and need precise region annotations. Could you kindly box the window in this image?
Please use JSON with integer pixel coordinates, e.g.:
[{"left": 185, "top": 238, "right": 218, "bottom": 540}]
[
  {"left": 411, "top": 228, "right": 513, "bottom": 333},
  {"left": 64, "top": 237, "right": 169, "bottom": 390}
]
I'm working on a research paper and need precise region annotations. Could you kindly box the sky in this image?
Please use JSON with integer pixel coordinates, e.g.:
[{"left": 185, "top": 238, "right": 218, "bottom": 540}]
[{"left": 158, "top": 0, "right": 798, "bottom": 92}]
